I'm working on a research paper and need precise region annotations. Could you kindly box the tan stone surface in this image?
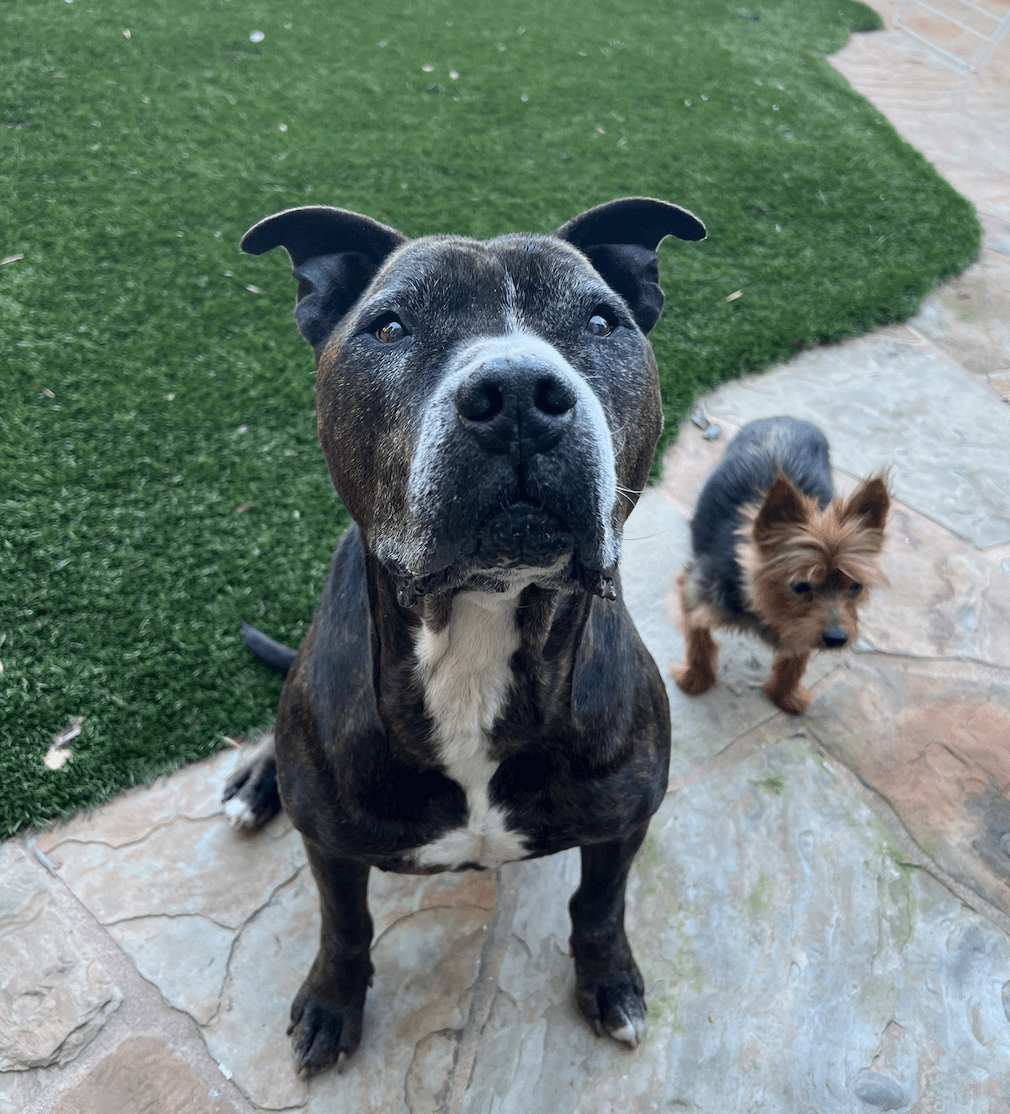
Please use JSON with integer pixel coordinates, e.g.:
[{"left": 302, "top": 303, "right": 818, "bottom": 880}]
[
  {"left": 0, "top": 1068, "right": 45, "bottom": 1114},
  {"left": 199, "top": 871, "right": 312, "bottom": 1110},
  {"left": 0, "top": 844, "right": 121, "bottom": 1073},
  {"left": 860, "top": 497, "right": 1010, "bottom": 663},
  {"left": 49, "top": 1037, "right": 237, "bottom": 1114},
  {"left": 909, "top": 251, "right": 1010, "bottom": 378},
  {"left": 106, "top": 915, "right": 233, "bottom": 1025},
  {"left": 866, "top": 0, "right": 1010, "bottom": 69},
  {"left": 807, "top": 656, "right": 1010, "bottom": 917},
  {"left": 306, "top": 907, "right": 488, "bottom": 1112},
  {"left": 45, "top": 812, "right": 304, "bottom": 928},
  {"left": 368, "top": 858, "right": 497, "bottom": 939},
  {"left": 35, "top": 747, "right": 247, "bottom": 854},
  {"left": 197, "top": 863, "right": 494, "bottom": 1112},
  {"left": 460, "top": 740, "right": 1010, "bottom": 1113},
  {"left": 696, "top": 331, "right": 1010, "bottom": 548},
  {"left": 655, "top": 415, "right": 739, "bottom": 518}
]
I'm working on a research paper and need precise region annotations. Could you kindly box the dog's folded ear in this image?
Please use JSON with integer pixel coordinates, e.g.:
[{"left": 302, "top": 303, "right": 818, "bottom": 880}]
[
  {"left": 556, "top": 198, "right": 706, "bottom": 334},
  {"left": 240, "top": 207, "right": 407, "bottom": 352}
]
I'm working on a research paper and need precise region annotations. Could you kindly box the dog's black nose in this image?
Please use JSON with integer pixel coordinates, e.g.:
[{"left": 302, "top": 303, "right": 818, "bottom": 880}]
[
  {"left": 822, "top": 627, "right": 847, "bottom": 648},
  {"left": 455, "top": 361, "right": 577, "bottom": 455}
]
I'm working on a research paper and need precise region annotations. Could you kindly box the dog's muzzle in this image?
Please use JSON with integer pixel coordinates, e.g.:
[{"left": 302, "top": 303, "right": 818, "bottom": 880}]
[{"left": 390, "top": 339, "right": 620, "bottom": 605}]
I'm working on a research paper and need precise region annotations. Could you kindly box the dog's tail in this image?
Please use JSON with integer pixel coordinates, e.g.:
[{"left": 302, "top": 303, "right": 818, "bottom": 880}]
[{"left": 240, "top": 620, "right": 297, "bottom": 676}]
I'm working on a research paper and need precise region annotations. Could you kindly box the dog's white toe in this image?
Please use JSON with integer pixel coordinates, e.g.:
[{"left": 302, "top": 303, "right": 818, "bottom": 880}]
[
  {"left": 223, "top": 795, "right": 257, "bottom": 830},
  {"left": 610, "top": 1012, "right": 646, "bottom": 1047}
]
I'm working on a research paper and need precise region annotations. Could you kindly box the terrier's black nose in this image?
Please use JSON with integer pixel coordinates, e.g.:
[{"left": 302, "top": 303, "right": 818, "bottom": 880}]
[{"left": 822, "top": 627, "right": 847, "bottom": 649}]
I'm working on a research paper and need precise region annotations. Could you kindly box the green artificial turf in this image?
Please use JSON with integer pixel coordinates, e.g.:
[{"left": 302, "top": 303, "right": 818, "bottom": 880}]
[{"left": 1, "top": 0, "right": 979, "bottom": 836}]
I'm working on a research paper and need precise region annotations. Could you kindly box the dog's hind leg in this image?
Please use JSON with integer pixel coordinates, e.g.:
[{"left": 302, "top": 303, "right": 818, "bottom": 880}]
[
  {"left": 222, "top": 733, "right": 282, "bottom": 830},
  {"left": 671, "top": 589, "right": 720, "bottom": 696},
  {"left": 764, "top": 650, "right": 811, "bottom": 715},
  {"left": 569, "top": 823, "right": 649, "bottom": 1047},
  {"left": 289, "top": 845, "right": 373, "bottom": 1077}
]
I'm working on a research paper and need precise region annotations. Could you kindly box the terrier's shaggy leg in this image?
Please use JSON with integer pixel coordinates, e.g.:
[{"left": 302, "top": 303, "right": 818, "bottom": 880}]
[
  {"left": 672, "top": 593, "right": 720, "bottom": 696},
  {"left": 765, "top": 651, "right": 811, "bottom": 715}
]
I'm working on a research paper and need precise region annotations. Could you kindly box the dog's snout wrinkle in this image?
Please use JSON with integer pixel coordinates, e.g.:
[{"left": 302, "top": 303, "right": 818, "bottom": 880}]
[{"left": 455, "top": 360, "right": 576, "bottom": 456}]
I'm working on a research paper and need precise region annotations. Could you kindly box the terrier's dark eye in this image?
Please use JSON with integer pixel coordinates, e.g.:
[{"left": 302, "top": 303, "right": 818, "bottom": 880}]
[
  {"left": 376, "top": 318, "right": 407, "bottom": 344},
  {"left": 587, "top": 313, "right": 613, "bottom": 337},
  {"left": 849, "top": 582, "right": 863, "bottom": 595},
  {"left": 791, "top": 581, "right": 811, "bottom": 595}
]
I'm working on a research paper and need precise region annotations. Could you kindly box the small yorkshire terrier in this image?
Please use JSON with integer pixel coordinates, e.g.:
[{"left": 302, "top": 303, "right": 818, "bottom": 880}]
[{"left": 672, "top": 416, "right": 889, "bottom": 715}]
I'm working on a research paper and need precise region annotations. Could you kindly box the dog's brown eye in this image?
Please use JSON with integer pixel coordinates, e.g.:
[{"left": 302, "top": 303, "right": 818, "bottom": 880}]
[
  {"left": 791, "top": 581, "right": 811, "bottom": 595},
  {"left": 587, "top": 313, "right": 613, "bottom": 337},
  {"left": 376, "top": 318, "right": 407, "bottom": 344}
]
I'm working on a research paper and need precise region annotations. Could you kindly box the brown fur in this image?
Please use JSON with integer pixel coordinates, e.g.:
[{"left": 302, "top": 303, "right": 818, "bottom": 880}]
[{"left": 672, "top": 474, "right": 889, "bottom": 715}]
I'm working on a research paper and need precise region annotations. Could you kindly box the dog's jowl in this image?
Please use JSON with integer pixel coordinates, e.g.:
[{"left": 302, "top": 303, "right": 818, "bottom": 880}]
[{"left": 223, "top": 198, "right": 705, "bottom": 1076}]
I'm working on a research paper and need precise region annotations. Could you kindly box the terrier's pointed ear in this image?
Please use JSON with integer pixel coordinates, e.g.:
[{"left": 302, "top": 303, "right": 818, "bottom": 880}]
[
  {"left": 556, "top": 197, "right": 705, "bottom": 334},
  {"left": 752, "top": 476, "right": 809, "bottom": 547},
  {"left": 840, "top": 476, "right": 890, "bottom": 533},
  {"left": 240, "top": 206, "right": 407, "bottom": 355}
]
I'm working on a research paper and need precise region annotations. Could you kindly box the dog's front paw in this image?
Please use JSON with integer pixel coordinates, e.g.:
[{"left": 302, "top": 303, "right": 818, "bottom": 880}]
[
  {"left": 671, "top": 663, "right": 715, "bottom": 696},
  {"left": 288, "top": 993, "right": 364, "bottom": 1077},
  {"left": 222, "top": 736, "right": 281, "bottom": 830},
  {"left": 767, "top": 681, "right": 811, "bottom": 715},
  {"left": 574, "top": 963, "right": 647, "bottom": 1048}
]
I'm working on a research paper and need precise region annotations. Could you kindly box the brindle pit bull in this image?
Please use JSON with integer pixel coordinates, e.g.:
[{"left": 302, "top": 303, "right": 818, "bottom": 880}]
[{"left": 223, "top": 198, "right": 705, "bottom": 1077}]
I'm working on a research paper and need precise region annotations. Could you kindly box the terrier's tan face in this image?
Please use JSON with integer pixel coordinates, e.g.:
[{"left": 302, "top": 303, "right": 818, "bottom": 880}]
[{"left": 740, "top": 475, "right": 890, "bottom": 655}]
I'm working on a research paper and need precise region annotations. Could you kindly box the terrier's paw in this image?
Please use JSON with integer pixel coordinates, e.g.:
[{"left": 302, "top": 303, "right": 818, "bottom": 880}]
[
  {"left": 288, "top": 993, "right": 364, "bottom": 1078},
  {"left": 575, "top": 965, "right": 647, "bottom": 1048},
  {"left": 671, "top": 663, "right": 715, "bottom": 696},
  {"left": 767, "top": 682, "right": 811, "bottom": 715}
]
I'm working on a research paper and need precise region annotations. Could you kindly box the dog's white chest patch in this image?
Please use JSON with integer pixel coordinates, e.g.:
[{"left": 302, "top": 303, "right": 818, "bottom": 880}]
[{"left": 412, "top": 589, "right": 528, "bottom": 870}]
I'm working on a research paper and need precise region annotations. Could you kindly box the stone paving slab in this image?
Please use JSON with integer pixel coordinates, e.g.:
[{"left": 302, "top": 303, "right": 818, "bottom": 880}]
[
  {"left": 909, "top": 251, "right": 1010, "bottom": 380},
  {"left": 695, "top": 331, "right": 1010, "bottom": 548},
  {"left": 806, "top": 655, "right": 1010, "bottom": 919},
  {"left": 0, "top": 844, "right": 121, "bottom": 1075},
  {"left": 459, "top": 737, "right": 1010, "bottom": 1113},
  {"left": 41, "top": 814, "right": 303, "bottom": 929},
  {"left": 25, "top": 734, "right": 1010, "bottom": 1114},
  {"left": 49, "top": 1037, "right": 237, "bottom": 1114}
]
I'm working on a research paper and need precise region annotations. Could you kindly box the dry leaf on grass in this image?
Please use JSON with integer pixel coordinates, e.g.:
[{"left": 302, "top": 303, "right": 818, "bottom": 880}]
[{"left": 44, "top": 716, "right": 85, "bottom": 770}]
